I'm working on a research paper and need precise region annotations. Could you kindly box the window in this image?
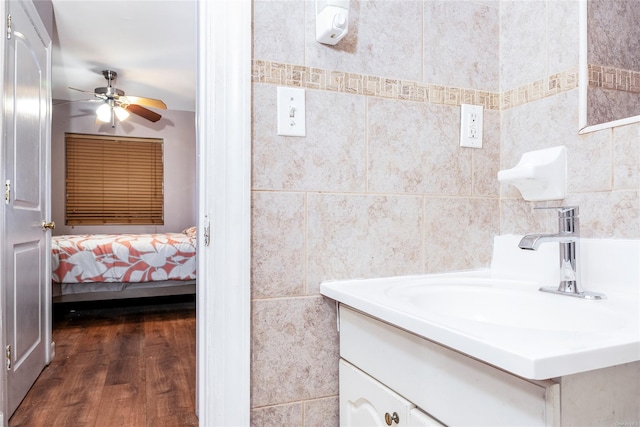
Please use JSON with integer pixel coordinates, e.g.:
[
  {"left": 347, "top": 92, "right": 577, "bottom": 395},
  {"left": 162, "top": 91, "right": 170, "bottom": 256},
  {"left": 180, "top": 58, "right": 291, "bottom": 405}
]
[{"left": 65, "top": 133, "right": 164, "bottom": 225}]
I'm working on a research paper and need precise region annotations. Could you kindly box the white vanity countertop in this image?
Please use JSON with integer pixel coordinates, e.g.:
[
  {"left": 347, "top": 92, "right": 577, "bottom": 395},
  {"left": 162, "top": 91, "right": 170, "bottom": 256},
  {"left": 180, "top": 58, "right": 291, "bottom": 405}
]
[{"left": 320, "top": 236, "right": 640, "bottom": 380}]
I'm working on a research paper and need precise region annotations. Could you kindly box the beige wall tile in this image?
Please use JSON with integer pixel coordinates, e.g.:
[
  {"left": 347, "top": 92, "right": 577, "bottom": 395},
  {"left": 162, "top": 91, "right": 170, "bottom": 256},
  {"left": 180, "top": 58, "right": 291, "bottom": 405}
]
[
  {"left": 567, "top": 136, "right": 613, "bottom": 194},
  {"left": 500, "top": 1, "right": 547, "bottom": 91},
  {"left": 251, "top": 402, "right": 303, "bottom": 427},
  {"left": 566, "top": 191, "right": 640, "bottom": 239},
  {"left": 424, "top": 1, "right": 499, "bottom": 91},
  {"left": 306, "top": 193, "right": 424, "bottom": 293},
  {"left": 305, "top": 0, "right": 423, "bottom": 81},
  {"left": 499, "top": 198, "right": 559, "bottom": 236},
  {"left": 424, "top": 197, "right": 499, "bottom": 272},
  {"left": 367, "top": 97, "right": 472, "bottom": 195},
  {"left": 548, "top": 0, "right": 580, "bottom": 75},
  {"left": 252, "top": 191, "right": 306, "bottom": 298},
  {"left": 304, "top": 396, "right": 339, "bottom": 427},
  {"left": 613, "top": 123, "right": 640, "bottom": 190},
  {"left": 252, "top": 84, "right": 367, "bottom": 192},
  {"left": 251, "top": 296, "right": 339, "bottom": 408},
  {"left": 473, "top": 108, "right": 501, "bottom": 197},
  {"left": 253, "top": 1, "right": 306, "bottom": 65}
]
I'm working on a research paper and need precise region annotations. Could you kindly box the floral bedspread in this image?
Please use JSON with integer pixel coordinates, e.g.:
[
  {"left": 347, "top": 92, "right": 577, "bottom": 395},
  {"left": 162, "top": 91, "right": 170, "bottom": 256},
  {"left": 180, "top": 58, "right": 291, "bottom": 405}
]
[{"left": 52, "top": 232, "right": 196, "bottom": 284}]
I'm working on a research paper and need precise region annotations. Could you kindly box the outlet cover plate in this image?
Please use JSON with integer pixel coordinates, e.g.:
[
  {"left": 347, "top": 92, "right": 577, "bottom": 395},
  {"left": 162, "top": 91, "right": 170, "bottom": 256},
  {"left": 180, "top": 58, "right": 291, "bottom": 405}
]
[{"left": 460, "top": 103, "right": 483, "bottom": 148}]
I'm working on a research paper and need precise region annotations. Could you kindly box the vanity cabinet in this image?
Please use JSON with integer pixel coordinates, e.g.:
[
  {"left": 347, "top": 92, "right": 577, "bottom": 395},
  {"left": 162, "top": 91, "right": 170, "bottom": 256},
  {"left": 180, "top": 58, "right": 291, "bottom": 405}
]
[
  {"left": 340, "top": 359, "right": 444, "bottom": 426},
  {"left": 338, "top": 305, "right": 640, "bottom": 426},
  {"left": 339, "top": 306, "right": 559, "bottom": 426}
]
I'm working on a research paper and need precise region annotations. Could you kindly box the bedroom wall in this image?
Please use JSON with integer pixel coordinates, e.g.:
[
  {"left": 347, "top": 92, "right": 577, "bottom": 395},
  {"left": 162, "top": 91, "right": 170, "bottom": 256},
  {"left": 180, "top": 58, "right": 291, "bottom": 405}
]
[{"left": 51, "top": 102, "right": 196, "bottom": 236}]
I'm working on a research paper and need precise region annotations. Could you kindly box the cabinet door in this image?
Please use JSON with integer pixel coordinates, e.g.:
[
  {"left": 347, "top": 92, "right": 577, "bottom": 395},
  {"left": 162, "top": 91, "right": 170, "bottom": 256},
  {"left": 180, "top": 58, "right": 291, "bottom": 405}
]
[{"left": 340, "top": 359, "right": 412, "bottom": 426}]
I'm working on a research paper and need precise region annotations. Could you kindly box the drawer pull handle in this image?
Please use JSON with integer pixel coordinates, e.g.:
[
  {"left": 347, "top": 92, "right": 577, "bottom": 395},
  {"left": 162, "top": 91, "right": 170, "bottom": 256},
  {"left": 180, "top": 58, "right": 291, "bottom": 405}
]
[{"left": 384, "top": 411, "right": 399, "bottom": 425}]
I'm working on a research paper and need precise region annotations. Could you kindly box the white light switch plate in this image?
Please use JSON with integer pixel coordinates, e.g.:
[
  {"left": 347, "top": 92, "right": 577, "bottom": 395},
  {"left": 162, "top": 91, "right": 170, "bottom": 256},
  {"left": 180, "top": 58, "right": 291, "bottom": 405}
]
[{"left": 277, "top": 87, "right": 306, "bottom": 137}]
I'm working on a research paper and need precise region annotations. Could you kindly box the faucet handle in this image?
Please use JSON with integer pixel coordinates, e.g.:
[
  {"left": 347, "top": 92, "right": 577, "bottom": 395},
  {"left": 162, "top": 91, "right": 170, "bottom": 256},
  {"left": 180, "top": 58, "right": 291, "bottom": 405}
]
[{"left": 534, "top": 206, "right": 578, "bottom": 218}]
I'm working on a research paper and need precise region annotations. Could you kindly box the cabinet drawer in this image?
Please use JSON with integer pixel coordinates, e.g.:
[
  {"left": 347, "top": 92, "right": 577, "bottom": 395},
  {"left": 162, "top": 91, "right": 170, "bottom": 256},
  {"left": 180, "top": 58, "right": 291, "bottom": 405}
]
[{"left": 339, "top": 306, "right": 559, "bottom": 426}]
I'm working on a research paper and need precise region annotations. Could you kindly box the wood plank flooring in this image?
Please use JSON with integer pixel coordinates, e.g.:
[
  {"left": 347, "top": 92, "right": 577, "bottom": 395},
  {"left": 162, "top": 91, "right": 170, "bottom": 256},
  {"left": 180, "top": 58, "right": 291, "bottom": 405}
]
[{"left": 9, "top": 296, "right": 198, "bottom": 427}]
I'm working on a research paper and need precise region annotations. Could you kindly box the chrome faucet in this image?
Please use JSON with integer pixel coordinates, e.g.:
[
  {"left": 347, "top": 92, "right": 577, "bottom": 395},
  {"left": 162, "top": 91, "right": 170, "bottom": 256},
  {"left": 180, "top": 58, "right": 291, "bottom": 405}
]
[{"left": 518, "top": 206, "right": 605, "bottom": 300}]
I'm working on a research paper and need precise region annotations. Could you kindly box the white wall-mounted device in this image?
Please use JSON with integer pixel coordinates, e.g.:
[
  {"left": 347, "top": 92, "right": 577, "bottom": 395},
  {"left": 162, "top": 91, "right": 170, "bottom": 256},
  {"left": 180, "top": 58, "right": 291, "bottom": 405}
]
[
  {"left": 316, "top": 0, "right": 350, "bottom": 45},
  {"left": 497, "top": 145, "right": 567, "bottom": 201}
]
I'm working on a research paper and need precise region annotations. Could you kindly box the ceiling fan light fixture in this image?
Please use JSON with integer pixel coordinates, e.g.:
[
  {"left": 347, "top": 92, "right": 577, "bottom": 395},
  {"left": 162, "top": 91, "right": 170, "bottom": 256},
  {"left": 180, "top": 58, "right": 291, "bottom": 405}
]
[
  {"left": 114, "top": 106, "right": 130, "bottom": 121},
  {"left": 70, "top": 69, "right": 167, "bottom": 126},
  {"left": 96, "top": 103, "right": 112, "bottom": 122}
]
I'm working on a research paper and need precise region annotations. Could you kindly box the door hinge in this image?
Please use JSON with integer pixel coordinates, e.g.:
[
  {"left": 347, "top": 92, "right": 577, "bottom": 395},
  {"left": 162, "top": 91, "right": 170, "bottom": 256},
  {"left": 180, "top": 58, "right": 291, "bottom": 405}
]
[
  {"left": 6, "top": 14, "right": 11, "bottom": 40},
  {"left": 4, "top": 180, "right": 10, "bottom": 205},
  {"left": 203, "top": 215, "right": 211, "bottom": 247},
  {"left": 6, "top": 345, "right": 11, "bottom": 371}
]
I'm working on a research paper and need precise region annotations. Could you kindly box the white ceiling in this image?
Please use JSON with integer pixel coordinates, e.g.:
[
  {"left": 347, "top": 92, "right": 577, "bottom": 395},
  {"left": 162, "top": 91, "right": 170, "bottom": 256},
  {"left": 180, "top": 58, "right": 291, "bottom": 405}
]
[{"left": 51, "top": 0, "right": 197, "bottom": 112}]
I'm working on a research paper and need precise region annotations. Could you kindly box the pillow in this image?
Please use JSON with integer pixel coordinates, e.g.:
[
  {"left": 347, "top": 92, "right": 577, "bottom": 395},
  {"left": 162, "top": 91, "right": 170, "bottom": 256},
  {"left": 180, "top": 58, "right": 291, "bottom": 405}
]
[{"left": 182, "top": 226, "right": 197, "bottom": 238}]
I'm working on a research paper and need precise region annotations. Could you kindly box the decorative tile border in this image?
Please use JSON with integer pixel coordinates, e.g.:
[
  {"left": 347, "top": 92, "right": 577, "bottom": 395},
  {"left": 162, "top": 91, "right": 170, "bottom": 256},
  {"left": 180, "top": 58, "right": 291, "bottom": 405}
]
[
  {"left": 252, "top": 60, "right": 500, "bottom": 110},
  {"left": 588, "top": 64, "right": 640, "bottom": 93},
  {"left": 252, "top": 59, "right": 579, "bottom": 111},
  {"left": 501, "top": 69, "right": 579, "bottom": 110}
]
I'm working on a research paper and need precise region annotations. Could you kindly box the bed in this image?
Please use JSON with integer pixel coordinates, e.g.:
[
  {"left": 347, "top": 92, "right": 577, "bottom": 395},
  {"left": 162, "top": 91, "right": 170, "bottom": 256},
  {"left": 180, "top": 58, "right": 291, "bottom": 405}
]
[{"left": 51, "top": 227, "right": 197, "bottom": 303}]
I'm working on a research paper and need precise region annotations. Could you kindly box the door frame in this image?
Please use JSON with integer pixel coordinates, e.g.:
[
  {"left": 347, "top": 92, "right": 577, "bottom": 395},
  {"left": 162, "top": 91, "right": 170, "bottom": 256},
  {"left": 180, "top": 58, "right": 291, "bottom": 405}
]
[
  {"left": 196, "top": 1, "right": 251, "bottom": 425},
  {"left": 0, "top": 0, "right": 252, "bottom": 424},
  {"left": 0, "top": 0, "right": 7, "bottom": 420}
]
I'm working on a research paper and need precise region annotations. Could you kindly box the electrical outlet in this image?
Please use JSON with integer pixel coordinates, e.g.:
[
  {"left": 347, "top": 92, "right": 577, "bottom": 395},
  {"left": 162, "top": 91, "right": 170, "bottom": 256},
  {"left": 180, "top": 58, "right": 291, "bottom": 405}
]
[
  {"left": 460, "top": 104, "right": 483, "bottom": 148},
  {"left": 277, "top": 87, "right": 306, "bottom": 137}
]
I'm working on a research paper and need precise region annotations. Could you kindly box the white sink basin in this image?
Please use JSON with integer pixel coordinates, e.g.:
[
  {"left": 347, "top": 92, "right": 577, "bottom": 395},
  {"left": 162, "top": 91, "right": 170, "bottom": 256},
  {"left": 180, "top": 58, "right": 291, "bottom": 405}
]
[
  {"left": 321, "top": 271, "right": 640, "bottom": 380},
  {"left": 386, "top": 279, "right": 627, "bottom": 333}
]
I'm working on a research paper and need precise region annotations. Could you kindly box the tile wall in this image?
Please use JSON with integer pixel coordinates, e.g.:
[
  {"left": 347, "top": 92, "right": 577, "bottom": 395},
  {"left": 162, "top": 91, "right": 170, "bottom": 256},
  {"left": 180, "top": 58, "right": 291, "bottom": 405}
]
[
  {"left": 499, "top": 0, "right": 639, "bottom": 239},
  {"left": 250, "top": 1, "right": 640, "bottom": 425},
  {"left": 586, "top": 0, "right": 640, "bottom": 126}
]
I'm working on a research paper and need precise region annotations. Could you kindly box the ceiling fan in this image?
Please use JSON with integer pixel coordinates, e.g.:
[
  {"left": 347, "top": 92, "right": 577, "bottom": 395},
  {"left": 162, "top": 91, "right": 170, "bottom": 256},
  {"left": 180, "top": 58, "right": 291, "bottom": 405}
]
[{"left": 69, "top": 70, "right": 167, "bottom": 127}]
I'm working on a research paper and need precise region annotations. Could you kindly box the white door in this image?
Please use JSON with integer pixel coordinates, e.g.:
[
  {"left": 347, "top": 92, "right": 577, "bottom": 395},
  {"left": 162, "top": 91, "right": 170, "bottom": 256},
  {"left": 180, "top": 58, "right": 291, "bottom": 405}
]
[{"left": 3, "top": 0, "right": 51, "bottom": 417}]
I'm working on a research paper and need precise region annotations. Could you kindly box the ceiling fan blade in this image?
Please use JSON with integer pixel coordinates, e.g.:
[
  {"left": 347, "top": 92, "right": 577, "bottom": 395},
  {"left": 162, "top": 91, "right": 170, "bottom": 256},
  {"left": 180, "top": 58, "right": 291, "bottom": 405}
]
[
  {"left": 68, "top": 86, "right": 95, "bottom": 94},
  {"left": 122, "top": 95, "right": 167, "bottom": 110},
  {"left": 53, "top": 98, "right": 101, "bottom": 106},
  {"left": 126, "top": 104, "right": 162, "bottom": 122}
]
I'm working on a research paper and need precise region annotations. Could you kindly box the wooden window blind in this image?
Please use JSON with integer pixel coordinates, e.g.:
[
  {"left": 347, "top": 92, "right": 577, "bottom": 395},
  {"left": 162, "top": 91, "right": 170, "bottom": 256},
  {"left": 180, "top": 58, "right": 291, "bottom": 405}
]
[{"left": 65, "top": 133, "right": 164, "bottom": 225}]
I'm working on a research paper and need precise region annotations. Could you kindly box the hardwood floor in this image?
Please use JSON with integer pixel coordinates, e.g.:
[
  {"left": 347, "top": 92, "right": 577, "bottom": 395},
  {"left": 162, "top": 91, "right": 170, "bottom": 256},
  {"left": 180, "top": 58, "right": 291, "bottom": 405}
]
[{"left": 9, "top": 296, "right": 198, "bottom": 427}]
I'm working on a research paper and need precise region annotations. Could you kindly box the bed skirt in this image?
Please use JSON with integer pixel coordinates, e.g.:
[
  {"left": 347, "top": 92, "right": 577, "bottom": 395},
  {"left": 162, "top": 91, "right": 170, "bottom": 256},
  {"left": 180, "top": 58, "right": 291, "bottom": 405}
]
[{"left": 52, "top": 279, "right": 196, "bottom": 303}]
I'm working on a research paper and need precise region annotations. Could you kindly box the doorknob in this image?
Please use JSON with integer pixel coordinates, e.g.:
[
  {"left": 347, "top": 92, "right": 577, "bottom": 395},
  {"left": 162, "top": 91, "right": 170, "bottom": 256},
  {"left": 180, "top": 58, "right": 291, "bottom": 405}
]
[{"left": 42, "top": 221, "right": 55, "bottom": 231}]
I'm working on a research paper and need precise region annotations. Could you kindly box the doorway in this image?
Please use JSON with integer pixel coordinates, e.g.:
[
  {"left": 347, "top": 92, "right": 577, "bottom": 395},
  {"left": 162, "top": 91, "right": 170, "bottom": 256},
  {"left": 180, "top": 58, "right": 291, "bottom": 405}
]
[{"left": 0, "top": 1, "right": 251, "bottom": 425}]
